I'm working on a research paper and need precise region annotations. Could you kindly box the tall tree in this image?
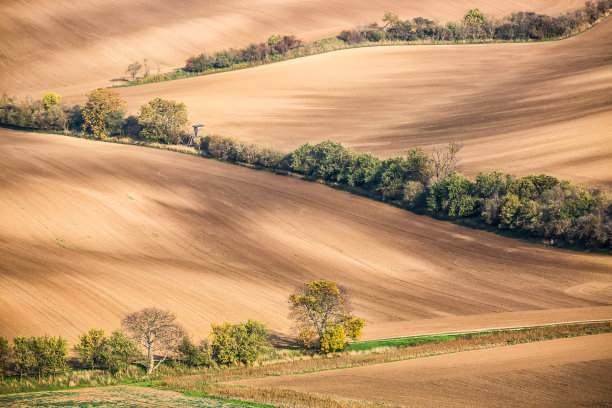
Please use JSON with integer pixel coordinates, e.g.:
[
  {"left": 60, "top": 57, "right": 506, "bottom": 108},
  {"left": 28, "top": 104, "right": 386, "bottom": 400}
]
[
  {"left": 121, "top": 307, "right": 184, "bottom": 374},
  {"left": 289, "top": 280, "right": 365, "bottom": 353},
  {"left": 82, "top": 88, "right": 125, "bottom": 139}
]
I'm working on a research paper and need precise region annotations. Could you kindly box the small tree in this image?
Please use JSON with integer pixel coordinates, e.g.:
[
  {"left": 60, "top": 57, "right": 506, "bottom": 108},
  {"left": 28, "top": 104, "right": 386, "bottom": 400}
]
[
  {"left": 126, "top": 61, "right": 142, "bottom": 81},
  {"left": 102, "top": 330, "right": 140, "bottom": 375},
  {"left": 210, "top": 320, "right": 269, "bottom": 365},
  {"left": 75, "top": 328, "right": 106, "bottom": 370},
  {"left": 464, "top": 9, "right": 486, "bottom": 41},
  {"left": 82, "top": 88, "right": 125, "bottom": 139},
  {"left": 138, "top": 98, "right": 189, "bottom": 144},
  {"left": 28, "top": 335, "right": 68, "bottom": 380},
  {"left": 176, "top": 336, "right": 212, "bottom": 367},
  {"left": 121, "top": 307, "right": 184, "bottom": 374},
  {"left": 0, "top": 337, "right": 11, "bottom": 383},
  {"left": 13, "top": 337, "right": 34, "bottom": 381},
  {"left": 289, "top": 280, "right": 365, "bottom": 353},
  {"left": 41, "top": 93, "right": 62, "bottom": 109}
]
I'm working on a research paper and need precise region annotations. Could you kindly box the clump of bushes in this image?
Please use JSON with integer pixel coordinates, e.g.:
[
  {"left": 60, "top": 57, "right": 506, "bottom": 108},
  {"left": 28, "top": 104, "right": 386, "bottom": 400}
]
[{"left": 185, "top": 35, "right": 302, "bottom": 73}]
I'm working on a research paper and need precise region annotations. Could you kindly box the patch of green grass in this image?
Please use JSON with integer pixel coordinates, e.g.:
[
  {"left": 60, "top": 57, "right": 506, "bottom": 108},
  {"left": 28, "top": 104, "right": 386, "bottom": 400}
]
[{"left": 345, "top": 334, "right": 462, "bottom": 351}]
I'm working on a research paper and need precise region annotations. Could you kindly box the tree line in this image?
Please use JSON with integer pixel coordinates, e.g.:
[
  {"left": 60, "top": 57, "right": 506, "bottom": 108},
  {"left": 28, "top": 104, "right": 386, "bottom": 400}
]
[
  {"left": 0, "top": 90, "right": 189, "bottom": 144},
  {"left": 0, "top": 281, "right": 364, "bottom": 381},
  {"left": 198, "top": 137, "right": 611, "bottom": 250},
  {"left": 337, "top": 1, "right": 612, "bottom": 45},
  {"left": 1, "top": 91, "right": 609, "bottom": 250}
]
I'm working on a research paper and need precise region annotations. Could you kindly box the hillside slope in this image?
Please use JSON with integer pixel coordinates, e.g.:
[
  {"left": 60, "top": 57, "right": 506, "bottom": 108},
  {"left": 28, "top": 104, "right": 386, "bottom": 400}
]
[
  {"left": 0, "top": 0, "right": 586, "bottom": 96},
  {"left": 0, "top": 130, "right": 610, "bottom": 342},
  {"left": 87, "top": 17, "right": 612, "bottom": 187}
]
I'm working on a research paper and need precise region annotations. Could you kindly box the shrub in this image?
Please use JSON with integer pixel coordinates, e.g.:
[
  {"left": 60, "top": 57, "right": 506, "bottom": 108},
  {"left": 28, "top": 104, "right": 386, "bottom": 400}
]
[
  {"left": 102, "top": 330, "right": 140, "bottom": 375},
  {"left": 337, "top": 30, "right": 365, "bottom": 44},
  {"left": 210, "top": 320, "right": 269, "bottom": 365},
  {"left": 427, "top": 172, "right": 477, "bottom": 218},
  {"left": 0, "top": 337, "right": 10, "bottom": 382},
  {"left": 176, "top": 336, "right": 212, "bottom": 367},
  {"left": 75, "top": 328, "right": 106, "bottom": 370},
  {"left": 138, "top": 98, "right": 189, "bottom": 144}
]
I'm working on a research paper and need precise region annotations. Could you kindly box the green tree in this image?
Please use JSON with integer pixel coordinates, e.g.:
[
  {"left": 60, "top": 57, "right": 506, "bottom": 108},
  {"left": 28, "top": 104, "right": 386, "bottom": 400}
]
[
  {"left": 28, "top": 335, "right": 68, "bottom": 380},
  {"left": 82, "top": 88, "right": 125, "bottom": 139},
  {"left": 138, "top": 98, "right": 189, "bottom": 144},
  {"left": 121, "top": 307, "right": 185, "bottom": 374},
  {"left": 102, "top": 330, "right": 140, "bottom": 375},
  {"left": 0, "top": 337, "right": 11, "bottom": 382},
  {"left": 13, "top": 337, "right": 34, "bottom": 381},
  {"left": 41, "top": 93, "right": 62, "bottom": 109},
  {"left": 75, "top": 328, "right": 106, "bottom": 370},
  {"left": 176, "top": 336, "right": 212, "bottom": 367},
  {"left": 289, "top": 280, "right": 365, "bottom": 353},
  {"left": 426, "top": 172, "right": 477, "bottom": 218},
  {"left": 210, "top": 320, "right": 269, "bottom": 365},
  {"left": 499, "top": 193, "right": 522, "bottom": 229}
]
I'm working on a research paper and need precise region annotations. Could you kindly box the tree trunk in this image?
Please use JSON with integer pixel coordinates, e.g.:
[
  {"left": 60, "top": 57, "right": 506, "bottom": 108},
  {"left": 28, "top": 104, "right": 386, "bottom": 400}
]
[{"left": 147, "top": 344, "right": 153, "bottom": 374}]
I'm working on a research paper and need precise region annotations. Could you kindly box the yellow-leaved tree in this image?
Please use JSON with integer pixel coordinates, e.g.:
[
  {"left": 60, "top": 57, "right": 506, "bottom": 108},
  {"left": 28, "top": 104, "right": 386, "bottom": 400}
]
[
  {"left": 289, "top": 280, "right": 365, "bottom": 353},
  {"left": 82, "top": 88, "right": 125, "bottom": 139}
]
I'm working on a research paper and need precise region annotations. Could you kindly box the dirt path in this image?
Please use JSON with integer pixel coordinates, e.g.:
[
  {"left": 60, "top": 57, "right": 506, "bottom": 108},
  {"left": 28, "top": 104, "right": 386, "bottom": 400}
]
[
  {"left": 240, "top": 333, "right": 612, "bottom": 407},
  {"left": 0, "top": 130, "right": 610, "bottom": 342}
]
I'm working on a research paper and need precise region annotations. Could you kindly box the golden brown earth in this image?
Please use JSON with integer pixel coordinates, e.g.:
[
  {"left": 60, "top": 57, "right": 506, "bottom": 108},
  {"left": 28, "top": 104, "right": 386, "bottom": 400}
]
[
  {"left": 58, "top": 16, "right": 612, "bottom": 187},
  {"left": 240, "top": 334, "right": 612, "bottom": 407},
  {"left": 1, "top": 0, "right": 587, "bottom": 97},
  {"left": 0, "top": 130, "right": 610, "bottom": 342}
]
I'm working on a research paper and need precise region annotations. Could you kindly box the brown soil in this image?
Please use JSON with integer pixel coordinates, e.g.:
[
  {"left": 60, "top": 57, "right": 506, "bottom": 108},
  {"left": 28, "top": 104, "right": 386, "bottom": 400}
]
[
  {"left": 66, "top": 17, "right": 611, "bottom": 187},
  {"left": 0, "top": 130, "right": 610, "bottom": 342},
  {"left": 0, "top": 1, "right": 586, "bottom": 97},
  {"left": 240, "top": 333, "right": 612, "bottom": 407}
]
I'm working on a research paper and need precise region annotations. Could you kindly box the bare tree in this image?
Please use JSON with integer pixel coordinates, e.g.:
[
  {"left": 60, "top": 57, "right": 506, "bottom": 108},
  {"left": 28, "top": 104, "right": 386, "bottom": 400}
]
[
  {"left": 431, "top": 142, "right": 463, "bottom": 181},
  {"left": 125, "top": 61, "right": 142, "bottom": 81},
  {"left": 121, "top": 307, "right": 184, "bottom": 374},
  {"left": 142, "top": 58, "right": 151, "bottom": 77}
]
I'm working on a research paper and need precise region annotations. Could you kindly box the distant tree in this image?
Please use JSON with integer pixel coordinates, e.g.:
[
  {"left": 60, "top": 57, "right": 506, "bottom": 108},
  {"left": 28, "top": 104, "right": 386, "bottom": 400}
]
[
  {"left": 142, "top": 58, "right": 151, "bottom": 77},
  {"left": 289, "top": 280, "right": 365, "bottom": 353},
  {"left": 464, "top": 9, "right": 487, "bottom": 40},
  {"left": 431, "top": 142, "right": 463, "bottom": 182},
  {"left": 138, "top": 98, "right": 189, "bottom": 144},
  {"left": 267, "top": 35, "right": 281, "bottom": 47},
  {"left": 126, "top": 61, "right": 142, "bottom": 81},
  {"left": 82, "top": 88, "right": 125, "bottom": 139},
  {"left": 102, "top": 330, "right": 140, "bottom": 375},
  {"left": 121, "top": 307, "right": 185, "bottom": 374},
  {"left": 75, "top": 328, "right": 106, "bottom": 370},
  {"left": 41, "top": 93, "right": 62, "bottom": 109},
  {"left": 427, "top": 172, "right": 477, "bottom": 218},
  {"left": 382, "top": 11, "right": 400, "bottom": 30},
  {"left": 0, "top": 337, "right": 11, "bottom": 383},
  {"left": 210, "top": 320, "right": 269, "bottom": 365},
  {"left": 121, "top": 115, "right": 142, "bottom": 138}
]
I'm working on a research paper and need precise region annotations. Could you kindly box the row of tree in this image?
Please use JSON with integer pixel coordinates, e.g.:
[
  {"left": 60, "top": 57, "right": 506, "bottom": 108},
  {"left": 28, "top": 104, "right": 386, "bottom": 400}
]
[
  {"left": 337, "top": 1, "right": 611, "bottom": 44},
  {"left": 0, "top": 281, "right": 366, "bottom": 381},
  {"left": 184, "top": 35, "right": 302, "bottom": 73},
  {"left": 198, "top": 136, "right": 611, "bottom": 250},
  {"left": 0, "top": 90, "right": 189, "bottom": 144}
]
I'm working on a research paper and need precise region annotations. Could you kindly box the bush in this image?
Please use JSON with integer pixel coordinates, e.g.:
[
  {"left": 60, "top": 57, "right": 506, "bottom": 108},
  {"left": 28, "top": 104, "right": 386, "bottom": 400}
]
[
  {"left": 427, "top": 172, "right": 477, "bottom": 218},
  {"left": 210, "top": 320, "right": 269, "bottom": 365},
  {"left": 176, "top": 336, "right": 212, "bottom": 367},
  {"left": 337, "top": 30, "right": 365, "bottom": 44},
  {"left": 82, "top": 88, "right": 125, "bottom": 139},
  {"left": 138, "top": 98, "right": 189, "bottom": 144}
]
